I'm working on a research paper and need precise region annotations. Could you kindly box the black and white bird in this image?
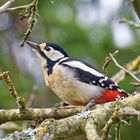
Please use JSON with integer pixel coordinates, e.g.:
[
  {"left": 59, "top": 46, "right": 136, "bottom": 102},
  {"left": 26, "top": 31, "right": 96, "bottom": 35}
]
[{"left": 26, "top": 41, "right": 128, "bottom": 109}]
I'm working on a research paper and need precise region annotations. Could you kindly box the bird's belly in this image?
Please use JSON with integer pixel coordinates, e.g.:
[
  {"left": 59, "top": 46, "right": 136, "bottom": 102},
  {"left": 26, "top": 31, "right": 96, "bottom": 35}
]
[
  {"left": 45, "top": 65, "right": 104, "bottom": 105},
  {"left": 52, "top": 81, "right": 102, "bottom": 105},
  {"left": 50, "top": 78, "right": 104, "bottom": 105}
]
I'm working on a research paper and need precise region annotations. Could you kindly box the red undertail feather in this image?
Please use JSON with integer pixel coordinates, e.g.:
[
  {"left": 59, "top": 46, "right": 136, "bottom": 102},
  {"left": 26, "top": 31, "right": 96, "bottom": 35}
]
[{"left": 95, "top": 90, "right": 128, "bottom": 104}]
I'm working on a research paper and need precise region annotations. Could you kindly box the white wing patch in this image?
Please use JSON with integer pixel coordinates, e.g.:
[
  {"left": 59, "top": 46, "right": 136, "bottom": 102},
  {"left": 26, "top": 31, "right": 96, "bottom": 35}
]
[
  {"left": 63, "top": 61, "right": 104, "bottom": 77},
  {"left": 99, "top": 76, "right": 108, "bottom": 83},
  {"left": 58, "top": 57, "right": 69, "bottom": 63}
]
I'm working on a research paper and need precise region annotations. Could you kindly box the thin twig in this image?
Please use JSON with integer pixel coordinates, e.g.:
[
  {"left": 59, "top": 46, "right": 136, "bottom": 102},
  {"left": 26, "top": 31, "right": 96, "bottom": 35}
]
[
  {"left": 102, "top": 50, "right": 119, "bottom": 75},
  {"left": 0, "top": 71, "right": 26, "bottom": 109},
  {"left": 109, "top": 53, "right": 140, "bottom": 82},
  {"left": 19, "top": 0, "right": 39, "bottom": 47},
  {"left": 119, "top": 18, "right": 140, "bottom": 29},
  {"left": 111, "top": 55, "right": 140, "bottom": 83},
  {"left": 3, "top": 5, "right": 28, "bottom": 13},
  {"left": 130, "top": 82, "right": 140, "bottom": 87},
  {"left": 0, "top": 0, "right": 15, "bottom": 13},
  {"left": 115, "top": 122, "right": 121, "bottom": 140},
  {"left": 22, "top": 85, "right": 38, "bottom": 129},
  {"left": 102, "top": 111, "right": 118, "bottom": 140},
  {"left": 102, "top": 101, "right": 121, "bottom": 140},
  {"left": 27, "top": 85, "right": 38, "bottom": 107}
]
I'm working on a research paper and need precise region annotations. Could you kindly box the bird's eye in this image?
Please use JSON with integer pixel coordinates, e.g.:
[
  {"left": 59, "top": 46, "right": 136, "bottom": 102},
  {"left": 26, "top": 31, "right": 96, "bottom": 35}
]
[{"left": 45, "top": 47, "right": 51, "bottom": 51}]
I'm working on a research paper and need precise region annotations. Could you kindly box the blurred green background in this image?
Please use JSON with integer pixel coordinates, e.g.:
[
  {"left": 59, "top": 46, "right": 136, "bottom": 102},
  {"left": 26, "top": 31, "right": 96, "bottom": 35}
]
[{"left": 0, "top": 0, "right": 140, "bottom": 139}]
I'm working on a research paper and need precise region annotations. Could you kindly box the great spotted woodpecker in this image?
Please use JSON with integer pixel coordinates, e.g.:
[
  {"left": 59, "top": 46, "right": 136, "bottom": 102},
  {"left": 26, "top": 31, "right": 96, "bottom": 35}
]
[{"left": 26, "top": 41, "right": 128, "bottom": 109}]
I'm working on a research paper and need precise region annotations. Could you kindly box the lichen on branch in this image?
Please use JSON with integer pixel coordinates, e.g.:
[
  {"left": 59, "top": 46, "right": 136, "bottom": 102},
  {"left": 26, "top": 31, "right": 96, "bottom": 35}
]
[
  {"left": 19, "top": 0, "right": 39, "bottom": 47},
  {"left": 0, "top": 0, "right": 39, "bottom": 47},
  {"left": 0, "top": 71, "right": 26, "bottom": 109}
]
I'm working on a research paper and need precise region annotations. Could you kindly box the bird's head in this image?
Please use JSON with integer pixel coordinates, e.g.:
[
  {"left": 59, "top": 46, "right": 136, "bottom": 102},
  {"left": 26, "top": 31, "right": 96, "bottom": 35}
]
[{"left": 26, "top": 40, "right": 69, "bottom": 61}]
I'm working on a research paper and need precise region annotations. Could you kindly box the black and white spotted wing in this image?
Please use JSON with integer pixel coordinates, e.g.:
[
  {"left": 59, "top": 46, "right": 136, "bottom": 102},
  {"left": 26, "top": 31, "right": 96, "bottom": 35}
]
[{"left": 59, "top": 58, "right": 128, "bottom": 95}]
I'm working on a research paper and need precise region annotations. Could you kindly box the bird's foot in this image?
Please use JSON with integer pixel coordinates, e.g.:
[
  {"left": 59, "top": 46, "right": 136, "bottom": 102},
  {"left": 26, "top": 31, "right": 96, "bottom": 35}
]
[
  {"left": 77, "top": 110, "right": 92, "bottom": 119},
  {"left": 84, "top": 99, "right": 96, "bottom": 111},
  {"left": 77, "top": 99, "right": 96, "bottom": 119}
]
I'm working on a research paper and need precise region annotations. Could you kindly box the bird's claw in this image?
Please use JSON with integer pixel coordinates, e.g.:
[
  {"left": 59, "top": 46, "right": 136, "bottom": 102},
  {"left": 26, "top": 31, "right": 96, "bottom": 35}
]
[{"left": 76, "top": 110, "right": 92, "bottom": 119}]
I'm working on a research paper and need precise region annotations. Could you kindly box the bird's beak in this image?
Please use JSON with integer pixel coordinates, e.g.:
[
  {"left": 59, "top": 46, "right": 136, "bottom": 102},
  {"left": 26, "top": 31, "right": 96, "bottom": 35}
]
[{"left": 26, "top": 40, "right": 40, "bottom": 52}]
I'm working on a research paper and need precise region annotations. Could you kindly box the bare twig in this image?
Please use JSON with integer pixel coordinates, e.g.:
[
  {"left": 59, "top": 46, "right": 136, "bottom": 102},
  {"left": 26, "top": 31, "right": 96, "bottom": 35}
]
[
  {"left": 27, "top": 85, "right": 38, "bottom": 107},
  {"left": 0, "top": 71, "right": 26, "bottom": 109},
  {"left": 102, "top": 101, "right": 121, "bottom": 140},
  {"left": 111, "top": 55, "right": 140, "bottom": 83},
  {"left": 115, "top": 122, "right": 121, "bottom": 140},
  {"left": 22, "top": 85, "right": 38, "bottom": 129},
  {"left": 130, "top": 82, "right": 140, "bottom": 87},
  {"left": 0, "top": 0, "right": 15, "bottom": 13},
  {"left": 110, "top": 53, "right": 140, "bottom": 82},
  {"left": 3, "top": 5, "right": 28, "bottom": 13},
  {"left": 102, "top": 50, "right": 119, "bottom": 75},
  {"left": 119, "top": 18, "right": 140, "bottom": 29}
]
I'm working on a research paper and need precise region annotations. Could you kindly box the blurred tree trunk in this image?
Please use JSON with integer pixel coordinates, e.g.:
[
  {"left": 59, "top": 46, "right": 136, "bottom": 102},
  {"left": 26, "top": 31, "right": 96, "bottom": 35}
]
[{"left": 132, "top": 0, "right": 140, "bottom": 19}]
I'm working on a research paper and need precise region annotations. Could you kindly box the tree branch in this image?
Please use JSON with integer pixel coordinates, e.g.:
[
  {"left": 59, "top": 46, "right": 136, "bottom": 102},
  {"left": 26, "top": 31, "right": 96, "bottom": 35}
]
[
  {"left": 84, "top": 118, "right": 101, "bottom": 140},
  {"left": 0, "top": 107, "right": 83, "bottom": 124},
  {"left": 119, "top": 18, "right": 140, "bottom": 29},
  {"left": 3, "top": 93, "right": 140, "bottom": 139}
]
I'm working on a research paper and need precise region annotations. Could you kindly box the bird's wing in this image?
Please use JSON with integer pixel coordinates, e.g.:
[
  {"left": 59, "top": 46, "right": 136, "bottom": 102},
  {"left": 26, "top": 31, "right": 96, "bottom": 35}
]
[{"left": 59, "top": 58, "right": 127, "bottom": 95}]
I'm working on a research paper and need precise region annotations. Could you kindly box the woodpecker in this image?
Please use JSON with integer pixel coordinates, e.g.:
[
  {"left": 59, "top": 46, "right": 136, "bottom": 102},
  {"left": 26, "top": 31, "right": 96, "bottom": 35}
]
[{"left": 26, "top": 41, "right": 128, "bottom": 109}]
